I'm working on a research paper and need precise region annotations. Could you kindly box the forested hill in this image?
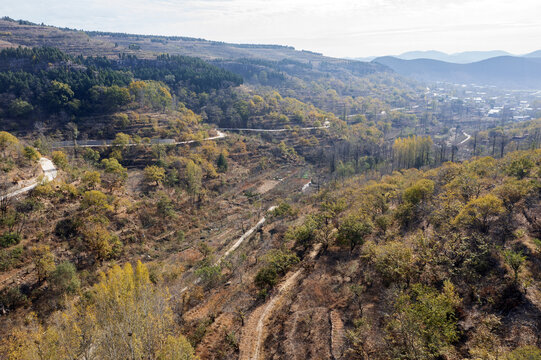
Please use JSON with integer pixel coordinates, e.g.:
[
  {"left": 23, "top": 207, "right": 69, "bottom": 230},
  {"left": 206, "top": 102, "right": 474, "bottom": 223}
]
[
  {"left": 0, "top": 18, "right": 389, "bottom": 84},
  {"left": 373, "top": 55, "right": 541, "bottom": 88},
  {"left": 0, "top": 46, "right": 242, "bottom": 130}
]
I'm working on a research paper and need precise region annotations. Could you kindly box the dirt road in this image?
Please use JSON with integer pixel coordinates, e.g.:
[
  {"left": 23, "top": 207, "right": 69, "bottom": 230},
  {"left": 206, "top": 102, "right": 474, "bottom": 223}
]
[{"left": 239, "top": 243, "right": 322, "bottom": 360}]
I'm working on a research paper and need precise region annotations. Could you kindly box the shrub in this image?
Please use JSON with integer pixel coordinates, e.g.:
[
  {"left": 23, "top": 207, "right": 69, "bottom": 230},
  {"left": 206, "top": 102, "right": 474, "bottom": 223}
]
[
  {"left": 82, "top": 148, "right": 100, "bottom": 164},
  {"left": 505, "top": 346, "right": 541, "bottom": 359},
  {"left": 23, "top": 146, "right": 41, "bottom": 162},
  {"left": 506, "top": 156, "right": 534, "bottom": 179},
  {"left": 366, "top": 240, "right": 414, "bottom": 285},
  {"left": 144, "top": 165, "right": 165, "bottom": 186},
  {"left": 82, "top": 170, "right": 101, "bottom": 189},
  {"left": 385, "top": 282, "right": 460, "bottom": 359},
  {"left": 337, "top": 214, "right": 373, "bottom": 253},
  {"left": 51, "top": 150, "right": 68, "bottom": 169},
  {"left": 54, "top": 218, "right": 82, "bottom": 240},
  {"left": 403, "top": 179, "right": 435, "bottom": 205},
  {"left": 101, "top": 157, "right": 128, "bottom": 185},
  {"left": 50, "top": 262, "right": 80, "bottom": 294},
  {"left": 255, "top": 250, "right": 299, "bottom": 290},
  {"left": 81, "top": 190, "right": 112, "bottom": 212},
  {"left": 195, "top": 265, "right": 222, "bottom": 288},
  {"left": 0, "top": 286, "right": 29, "bottom": 309},
  {"left": 217, "top": 151, "right": 228, "bottom": 172},
  {"left": 0, "top": 232, "right": 21, "bottom": 248},
  {"left": 453, "top": 194, "right": 505, "bottom": 233},
  {"left": 0, "top": 246, "right": 24, "bottom": 271},
  {"left": 270, "top": 201, "right": 296, "bottom": 218}
]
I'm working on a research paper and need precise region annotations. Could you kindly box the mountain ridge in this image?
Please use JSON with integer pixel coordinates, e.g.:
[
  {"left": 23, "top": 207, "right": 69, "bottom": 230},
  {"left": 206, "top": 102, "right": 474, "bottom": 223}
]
[{"left": 372, "top": 55, "right": 541, "bottom": 88}]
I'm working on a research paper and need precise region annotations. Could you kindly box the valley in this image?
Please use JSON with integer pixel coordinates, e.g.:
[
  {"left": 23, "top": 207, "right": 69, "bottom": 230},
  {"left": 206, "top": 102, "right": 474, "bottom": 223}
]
[{"left": 0, "top": 16, "right": 540, "bottom": 360}]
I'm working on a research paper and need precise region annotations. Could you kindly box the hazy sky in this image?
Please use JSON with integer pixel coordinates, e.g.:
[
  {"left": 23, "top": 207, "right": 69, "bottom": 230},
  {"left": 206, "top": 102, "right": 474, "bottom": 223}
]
[{"left": 2, "top": 0, "right": 541, "bottom": 58}]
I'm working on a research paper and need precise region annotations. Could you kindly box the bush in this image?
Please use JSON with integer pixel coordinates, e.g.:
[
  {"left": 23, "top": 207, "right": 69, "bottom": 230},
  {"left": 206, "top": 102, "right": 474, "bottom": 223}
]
[
  {"left": 366, "top": 240, "right": 414, "bottom": 285},
  {"left": 101, "top": 157, "right": 128, "bottom": 185},
  {"left": 144, "top": 165, "right": 165, "bottom": 186},
  {"left": 51, "top": 150, "right": 68, "bottom": 169},
  {"left": 270, "top": 201, "right": 296, "bottom": 218},
  {"left": 50, "top": 262, "right": 80, "bottom": 294},
  {"left": 156, "top": 194, "right": 175, "bottom": 218},
  {"left": 506, "top": 156, "right": 534, "bottom": 179},
  {"left": 8, "top": 99, "right": 33, "bottom": 117},
  {"left": 15, "top": 198, "right": 41, "bottom": 214},
  {"left": 81, "top": 170, "right": 101, "bottom": 189},
  {"left": 403, "top": 179, "right": 435, "bottom": 205},
  {"left": 195, "top": 265, "right": 222, "bottom": 288},
  {"left": 83, "top": 148, "right": 100, "bottom": 164},
  {"left": 81, "top": 190, "right": 112, "bottom": 212},
  {"left": 0, "top": 232, "right": 21, "bottom": 248},
  {"left": 0, "top": 246, "right": 24, "bottom": 271},
  {"left": 23, "top": 146, "right": 41, "bottom": 162},
  {"left": 255, "top": 250, "right": 299, "bottom": 290},
  {"left": 337, "top": 214, "right": 373, "bottom": 253},
  {"left": 54, "top": 218, "right": 82, "bottom": 240},
  {"left": 453, "top": 194, "right": 505, "bottom": 233},
  {"left": 0, "top": 286, "right": 29, "bottom": 309},
  {"left": 505, "top": 346, "right": 541, "bottom": 359},
  {"left": 255, "top": 266, "right": 278, "bottom": 289}
]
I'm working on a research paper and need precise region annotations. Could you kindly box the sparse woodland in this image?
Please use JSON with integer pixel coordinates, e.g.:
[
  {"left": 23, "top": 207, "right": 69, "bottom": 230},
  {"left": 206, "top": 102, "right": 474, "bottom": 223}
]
[{"left": 0, "top": 18, "right": 540, "bottom": 360}]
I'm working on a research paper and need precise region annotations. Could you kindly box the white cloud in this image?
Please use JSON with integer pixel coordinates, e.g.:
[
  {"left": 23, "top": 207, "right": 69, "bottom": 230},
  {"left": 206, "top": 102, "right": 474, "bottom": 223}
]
[{"left": 1, "top": 0, "right": 540, "bottom": 57}]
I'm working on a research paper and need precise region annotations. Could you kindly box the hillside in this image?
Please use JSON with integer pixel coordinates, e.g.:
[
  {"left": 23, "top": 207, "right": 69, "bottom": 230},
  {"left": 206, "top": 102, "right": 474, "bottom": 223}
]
[
  {"left": 1, "top": 15, "right": 541, "bottom": 360},
  {"left": 0, "top": 18, "right": 388, "bottom": 83},
  {"left": 373, "top": 55, "right": 541, "bottom": 88}
]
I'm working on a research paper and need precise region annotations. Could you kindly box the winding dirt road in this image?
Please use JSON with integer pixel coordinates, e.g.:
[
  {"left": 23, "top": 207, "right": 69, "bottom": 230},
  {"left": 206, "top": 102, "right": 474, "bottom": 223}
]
[{"left": 239, "top": 243, "right": 322, "bottom": 360}]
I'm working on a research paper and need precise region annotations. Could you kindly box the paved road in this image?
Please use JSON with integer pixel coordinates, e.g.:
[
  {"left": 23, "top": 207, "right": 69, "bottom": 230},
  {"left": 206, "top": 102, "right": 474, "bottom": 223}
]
[
  {"left": 0, "top": 157, "right": 57, "bottom": 201},
  {"left": 459, "top": 131, "right": 471, "bottom": 145},
  {"left": 51, "top": 122, "right": 329, "bottom": 148},
  {"left": 52, "top": 131, "right": 227, "bottom": 148},
  {"left": 219, "top": 121, "right": 330, "bottom": 133}
]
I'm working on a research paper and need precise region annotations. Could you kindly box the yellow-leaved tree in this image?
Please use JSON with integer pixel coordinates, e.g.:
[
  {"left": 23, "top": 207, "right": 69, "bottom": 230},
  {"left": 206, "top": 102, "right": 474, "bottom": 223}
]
[{"left": 3, "top": 261, "right": 196, "bottom": 360}]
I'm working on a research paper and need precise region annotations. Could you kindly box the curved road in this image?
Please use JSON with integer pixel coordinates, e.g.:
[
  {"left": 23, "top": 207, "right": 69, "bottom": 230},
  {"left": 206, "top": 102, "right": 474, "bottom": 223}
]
[
  {"left": 220, "top": 121, "right": 330, "bottom": 133},
  {"left": 459, "top": 131, "right": 471, "bottom": 145},
  {"left": 239, "top": 243, "right": 322, "bottom": 360},
  {"left": 52, "top": 121, "right": 330, "bottom": 149},
  {"left": 0, "top": 157, "right": 57, "bottom": 201},
  {"left": 52, "top": 130, "right": 227, "bottom": 148}
]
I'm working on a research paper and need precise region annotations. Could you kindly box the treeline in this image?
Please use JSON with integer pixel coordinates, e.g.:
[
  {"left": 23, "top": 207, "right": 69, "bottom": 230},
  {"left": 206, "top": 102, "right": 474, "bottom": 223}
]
[
  {"left": 86, "top": 53, "right": 243, "bottom": 93},
  {"left": 392, "top": 135, "right": 433, "bottom": 169}
]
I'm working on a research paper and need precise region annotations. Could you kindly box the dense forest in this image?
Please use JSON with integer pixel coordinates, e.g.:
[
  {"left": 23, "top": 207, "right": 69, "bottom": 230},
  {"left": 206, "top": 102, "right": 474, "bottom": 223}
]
[{"left": 0, "top": 47, "right": 242, "bottom": 130}]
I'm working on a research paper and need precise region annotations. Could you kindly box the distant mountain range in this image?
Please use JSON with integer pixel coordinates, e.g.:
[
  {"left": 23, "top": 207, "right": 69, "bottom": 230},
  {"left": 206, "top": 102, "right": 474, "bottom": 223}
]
[
  {"left": 355, "top": 50, "right": 541, "bottom": 63},
  {"left": 372, "top": 55, "right": 541, "bottom": 89}
]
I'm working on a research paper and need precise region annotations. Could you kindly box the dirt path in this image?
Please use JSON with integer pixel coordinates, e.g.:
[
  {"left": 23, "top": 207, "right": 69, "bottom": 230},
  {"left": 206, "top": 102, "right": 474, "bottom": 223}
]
[
  {"left": 179, "top": 205, "right": 277, "bottom": 294},
  {"left": 1, "top": 157, "right": 57, "bottom": 201},
  {"left": 239, "top": 243, "right": 321, "bottom": 360}
]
